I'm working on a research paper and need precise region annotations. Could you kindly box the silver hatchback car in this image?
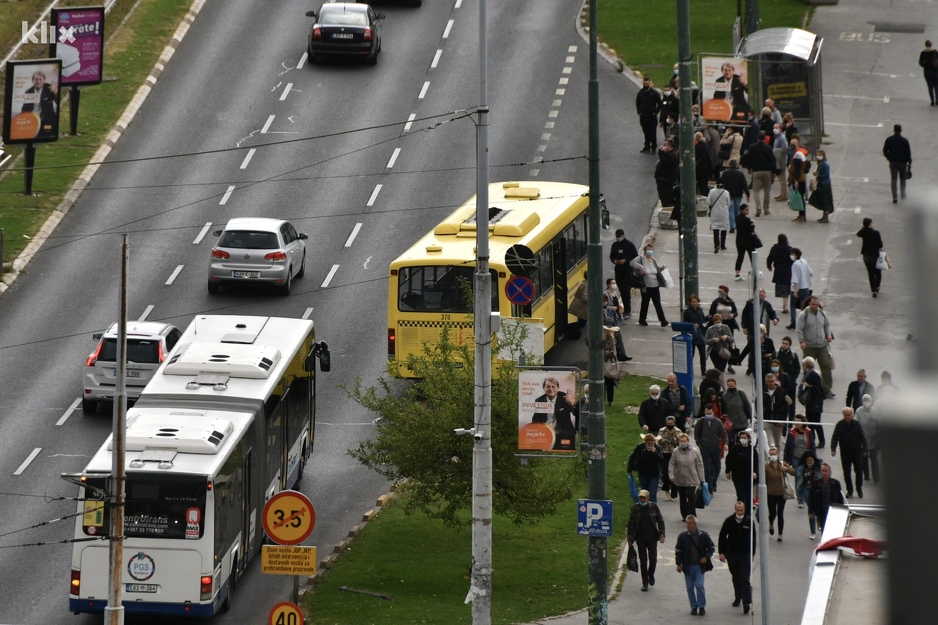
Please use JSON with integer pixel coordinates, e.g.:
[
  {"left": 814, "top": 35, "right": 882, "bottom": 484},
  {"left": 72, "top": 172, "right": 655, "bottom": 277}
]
[
  {"left": 207, "top": 218, "right": 308, "bottom": 295},
  {"left": 82, "top": 321, "right": 182, "bottom": 413}
]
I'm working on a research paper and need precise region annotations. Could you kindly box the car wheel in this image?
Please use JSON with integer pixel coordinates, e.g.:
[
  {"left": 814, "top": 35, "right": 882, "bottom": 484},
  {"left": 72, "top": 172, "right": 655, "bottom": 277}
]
[
  {"left": 296, "top": 253, "right": 306, "bottom": 279},
  {"left": 369, "top": 51, "right": 378, "bottom": 66},
  {"left": 207, "top": 280, "right": 219, "bottom": 294},
  {"left": 309, "top": 51, "right": 318, "bottom": 65},
  {"left": 279, "top": 271, "right": 292, "bottom": 296},
  {"left": 81, "top": 398, "right": 97, "bottom": 414}
]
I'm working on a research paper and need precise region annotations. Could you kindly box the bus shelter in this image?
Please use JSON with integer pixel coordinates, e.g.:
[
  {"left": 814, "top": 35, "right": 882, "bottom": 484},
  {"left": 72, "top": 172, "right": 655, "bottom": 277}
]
[{"left": 735, "top": 27, "right": 825, "bottom": 152}]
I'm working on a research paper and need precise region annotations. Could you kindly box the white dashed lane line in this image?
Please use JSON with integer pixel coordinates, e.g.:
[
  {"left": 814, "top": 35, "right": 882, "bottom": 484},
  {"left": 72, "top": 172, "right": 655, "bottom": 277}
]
[
  {"left": 261, "top": 114, "right": 275, "bottom": 134},
  {"left": 240, "top": 149, "right": 256, "bottom": 170},
  {"left": 431, "top": 49, "right": 442, "bottom": 69},
  {"left": 56, "top": 399, "right": 81, "bottom": 426},
  {"left": 279, "top": 82, "right": 293, "bottom": 101},
  {"left": 418, "top": 81, "right": 430, "bottom": 99},
  {"left": 346, "top": 223, "right": 363, "bottom": 247},
  {"left": 193, "top": 222, "right": 212, "bottom": 244},
  {"left": 302, "top": 307, "right": 314, "bottom": 320},
  {"left": 297, "top": 53, "right": 308, "bottom": 70},
  {"left": 443, "top": 19, "right": 454, "bottom": 39},
  {"left": 386, "top": 148, "right": 401, "bottom": 168},
  {"left": 321, "top": 264, "right": 340, "bottom": 288},
  {"left": 165, "top": 265, "right": 184, "bottom": 286},
  {"left": 366, "top": 185, "right": 382, "bottom": 207},
  {"left": 454, "top": 0, "right": 462, "bottom": 8},
  {"left": 220, "top": 186, "right": 235, "bottom": 205},
  {"left": 404, "top": 113, "right": 416, "bottom": 132},
  {"left": 13, "top": 448, "right": 42, "bottom": 476},
  {"left": 139, "top": 304, "right": 155, "bottom": 321}
]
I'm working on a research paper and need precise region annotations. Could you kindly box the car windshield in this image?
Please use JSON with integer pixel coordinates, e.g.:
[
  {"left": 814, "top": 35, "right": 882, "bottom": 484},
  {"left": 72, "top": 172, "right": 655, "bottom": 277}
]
[
  {"left": 219, "top": 230, "right": 279, "bottom": 249},
  {"left": 99, "top": 338, "right": 160, "bottom": 363},
  {"left": 320, "top": 10, "right": 368, "bottom": 26}
]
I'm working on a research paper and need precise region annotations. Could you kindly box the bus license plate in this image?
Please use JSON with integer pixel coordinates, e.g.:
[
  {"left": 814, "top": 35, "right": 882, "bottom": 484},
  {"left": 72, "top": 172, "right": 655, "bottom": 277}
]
[
  {"left": 127, "top": 370, "right": 141, "bottom": 378},
  {"left": 232, "top": 271, "right": 261, "bottom": 279},
  {"left": 126, "top": 583, "right": 157, "bottom": 593}
]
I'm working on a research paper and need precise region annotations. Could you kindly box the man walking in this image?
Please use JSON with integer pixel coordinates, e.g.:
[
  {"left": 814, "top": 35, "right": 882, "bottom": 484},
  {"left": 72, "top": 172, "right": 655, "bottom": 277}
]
[
  {"left": 609, "top": 229, "right": 638, "bottom": 318},
  {"left": 719, "top": 159, "right": 750, "bottom": 232},
  {"left": 845, "top": 369, "right": 876, "bottom": 411},
  {"left": 718, "top": 501, "right": 756, "bottom": 615},
  {"left": 662, "top": 373, "right": 692, "bottom": 432},
  {"left": 627, "top": 489, "right": 667, "bottom": 592},
  {"left": 831, "top": 407, "right": 868, "bottom": 498},
  {"left": 675, "top": 515, "right": 716, "bottom": 616},
  {"left": 857, "top": 217, "right": 885, "bottom": 297},
  {"left": 694, "top": 403, "right": 727, "bottom": 493},
  {"left": 809, "top": 463, "right": 845, "bottom": 534},
  {"left": 747, "top": 131, "right": 776, "bottom": 217},
  {"left": 788, "top": 248, "right": 813, "bottom": 328},
  {"left": 796, "top": 296, "right": 834, "bottom": 398},
  {"left": 636, "top": 78, "right": 662, "bottom": 153},
  {"left": 882, "top": 124, "right": 912, "bottom": 204}
]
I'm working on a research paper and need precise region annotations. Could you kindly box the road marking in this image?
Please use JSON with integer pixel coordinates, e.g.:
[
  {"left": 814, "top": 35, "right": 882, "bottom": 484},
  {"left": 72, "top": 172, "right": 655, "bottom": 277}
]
[
  {"left": 568, "top": 45, "right": 577, "bottom": 52},
  {"left": 828, "top": 94, "right": 889, "bottom": 102},
  {"left": 552, "top": 99, "right": 562, "bottom": 106},
  {"left": 562, "top": 67, "right": 572, "bottom": 74},
  {"left": 431, "top": 49, "right": 442, "bottom": 69},
  {"left": 193, "top": 222, "right": 212, "bottom": 244},
  {"left": 297, "top": 52, "right": 308, "bottom": 69},
  {"left": 279, "top": 82, "right": 293, "bottom": 101},
  {"left": 321, "top": 264, "right": 339, "bottom": 288},
  {"left": 844, "top": 69, "right": 914, "bottom": 78},
  {"left": 541, "top": 133, "right": 551, "bottom": 140},
  {"left": 418, "top": 81, "right": 430, "bottom": 99},
  {"left": 826, "top": 122, "right": 883, "bottom": 128},
  {"left": 363, "top": 255, "right": 372, "bottom": 269},
  {"left": 556, "top": 88, "right": 565, "bottom": 96},
  {"left": 302, "top": 307, "right": 314, "bottom": 320},
  {"left": 165, "top": 265, "right": 184, "bottom": 285},
  {"left": 14, "top": 448, "right": 42, "bottom": 476},
  {"left": 366, "top": 184, "right": 382, "bottom": 207},
  {"left": 566, "top": 56, "right": 575, "bottom": 63},
  {"left": 139, "top": 304, "right": 155, "bottom": 321},
  {"left": 57, "top": 399, "right": 81, "bottom": 426},
  {"left": 833, "top": 176, "right": 870, "bottom": 183},
  {"left": 548, "top": 110, "right": 559, "bottom": 118},
  {"left": 387, "top": 147, "right": 401, "bottom": 168},
  {"left": 537, "top": 144, "right": 547, "bottom": 152},
  {"left": 559, "top": 77, "right": 569, "bottom": 85},
  {"left": 346, "top": 223, "right": 363, "bottom": 247},
  {"left": 261, "top": 114, "right": 275, "bottom": 134},
  {"left": 403, "top": 113, "right": 416, "bottom": 132},
  {"left": 443, "top": 19, "right": 454, "bottom": 38},
  {"left": 220, "top": 185, "right": 235, "bottom": 205},
  {"left": 240, "top": 148, "right": 256, "bottom": 169},
  {"left": 544, "top": 122, "right": 555, "bottom": 128},
  {"left": 454, "top": 0, "right": 462, "bottom": 8},
  {"left": 529, "top": 168, "right": 540, "bottom": 176}
]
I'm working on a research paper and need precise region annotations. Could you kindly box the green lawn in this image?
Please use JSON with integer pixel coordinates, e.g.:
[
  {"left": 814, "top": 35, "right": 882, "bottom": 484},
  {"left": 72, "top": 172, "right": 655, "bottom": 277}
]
[{"left": 304, "top": 373, "right": 661, "bottom": 625}]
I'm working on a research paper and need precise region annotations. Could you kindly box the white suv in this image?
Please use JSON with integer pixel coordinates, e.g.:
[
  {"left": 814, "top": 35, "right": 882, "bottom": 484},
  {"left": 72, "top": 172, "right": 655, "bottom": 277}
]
[{"left": 82, "top": 321, "right": 182, "bottom": 413}]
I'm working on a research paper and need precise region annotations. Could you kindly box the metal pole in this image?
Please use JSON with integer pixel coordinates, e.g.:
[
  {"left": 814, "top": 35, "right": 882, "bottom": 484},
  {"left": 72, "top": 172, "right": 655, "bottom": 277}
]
[
  {"left": 745, "top": 0, "right": 760, "bottom": 37},
  {"left": 751, "top": 251, "right": 771, "bottom": 625},
  {"left": 105, "top": 235, "right": 128, "bottom": 625},
  {"left": 676, "top": 0, "right": 698, "bottom": 302},
  {"left": 586, "top": 0, "right": 607, "bottom": 622},
  {"left": 70, "top": 85, "right": 81, "bottom": 136},
  {"left": 24, "top": 143, "right": 36, "bottom": 196},
  {"left": 1, "top": 228, "right": 5, "bottom": 277},
  {"left": 471, "top": 0, "right": 492, "bottom": 621}
]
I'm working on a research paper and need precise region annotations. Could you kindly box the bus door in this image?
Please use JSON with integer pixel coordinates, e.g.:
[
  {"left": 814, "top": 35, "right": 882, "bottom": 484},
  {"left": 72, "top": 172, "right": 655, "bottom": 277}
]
[{"left": 552, "top": 237, "right": 569, "bottom": 335}]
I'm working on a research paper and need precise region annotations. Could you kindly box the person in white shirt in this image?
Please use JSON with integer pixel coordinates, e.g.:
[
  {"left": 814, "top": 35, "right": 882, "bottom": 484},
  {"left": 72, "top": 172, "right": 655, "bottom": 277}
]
[{"left": 787, "top": 248, "right": 813, "bottom": 328}]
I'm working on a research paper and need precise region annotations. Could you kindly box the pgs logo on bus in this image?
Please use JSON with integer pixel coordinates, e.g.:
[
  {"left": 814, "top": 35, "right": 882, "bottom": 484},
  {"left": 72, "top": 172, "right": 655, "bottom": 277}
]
[
  {"left": 185, "top": 507, "right": 201, "bottom": 540},
  {"left": 127, "top": 552, "right": 156, "bottom": 581}
]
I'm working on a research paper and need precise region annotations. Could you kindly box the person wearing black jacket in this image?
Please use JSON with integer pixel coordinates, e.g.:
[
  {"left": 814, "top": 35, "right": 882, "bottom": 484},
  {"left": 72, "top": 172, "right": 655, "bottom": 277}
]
[
  {"left": 629, "top": 434, "right": 666, "bottom": 502},
  {"left": 733, "top": 204, "right": 757, "bottom": 281},
  {"left": 675, "top": 516, "right": 716, "bottom": 616},
  {"left": 684, "top": 295, "right": 709, "bottom": 376},
  {"left": 718, "top": 501, "right": 757, "bottom": 614},
  {"left": 845, "top": 368, "right": 876, "bottom": 411},
  {"left": 627, "top": 490, "right": 667, "bottom": 591},
  {"left": 719, "top": 160, "right": 750, "bottom": 232},
  {"left": 882, "top": 124, "right": 912, "bottom": 204},
  {"left": 830, "top": 407, "right": 868, "bottom": 498},
  {"left": 660, "top": 86, "right": 680, "bottom": 141},
  {"left": 918, "top": 39, "right": 938, "bottom": 106},
  {"left": 655, "top": 139, "right": 680, "bottom": 207},
  {"left": 638, "top": 386, "right": 672, "bottom": 434},
  {"left": 809, "top": 463, "right": 845, "bottom": 533},
  {"left": 636, "top": 78, "right": 662, "bottom": 153},
  {"left": 766, "top": 234, "right": 793, "bottom": 313},
  {"left": 747, "top": 131, "right": 777, "bottom": 217},
  {"left": 724, "top": 430, "right": 758, "bottom": 505},
  {"left": 856, "top": 217, "right": 885, "bottom": 297},
  {"left": 610, "top": 229, "right": 639, "bottom": 317}
]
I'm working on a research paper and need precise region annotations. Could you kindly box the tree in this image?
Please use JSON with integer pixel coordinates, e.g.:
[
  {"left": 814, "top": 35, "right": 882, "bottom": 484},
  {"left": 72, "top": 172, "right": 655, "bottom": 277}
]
[{"left": 347, "top": 327, "right": 583, "bottom": 527}]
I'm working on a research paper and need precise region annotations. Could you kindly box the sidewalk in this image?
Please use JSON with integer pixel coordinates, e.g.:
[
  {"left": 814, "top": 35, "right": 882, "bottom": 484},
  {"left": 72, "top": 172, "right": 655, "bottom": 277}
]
[{"left": 538, "top": 0, "right": 934, "bottom": 622}]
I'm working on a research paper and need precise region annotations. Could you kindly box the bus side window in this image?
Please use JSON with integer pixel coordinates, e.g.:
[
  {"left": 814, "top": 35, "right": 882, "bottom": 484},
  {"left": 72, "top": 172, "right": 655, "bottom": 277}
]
[{"left": 538, "top": 248, "right": 552, "bottom": 300}]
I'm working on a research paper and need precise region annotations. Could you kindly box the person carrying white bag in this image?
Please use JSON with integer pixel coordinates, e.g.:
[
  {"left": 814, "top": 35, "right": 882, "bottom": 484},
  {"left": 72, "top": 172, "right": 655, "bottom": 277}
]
[{"left": 856, "top": 217, "right": 888, "bottom": 298}]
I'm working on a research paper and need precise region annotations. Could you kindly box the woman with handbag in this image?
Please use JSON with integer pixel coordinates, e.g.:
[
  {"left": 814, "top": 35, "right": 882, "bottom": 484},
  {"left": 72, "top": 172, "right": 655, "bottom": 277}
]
[
  {"left": 765, "top": 445, "right": 796, "bottom": 542},
  {"left": 856, "top": 217, "right": 885, "bottom": 297},
  {"left": 602, "top": 327, "right": 622, "bottom": 405},
  {"left": 704, "top": 313, "right": 735, "bottom": 373},
  {"left": 629, "top": 244, "right": 670, "bottom": 327},
  {"left": 788, "top": 135, "right": 809, "bottom": 222},
  {"left": 808, "top": 150, "right": 835, "bottom": 223}
]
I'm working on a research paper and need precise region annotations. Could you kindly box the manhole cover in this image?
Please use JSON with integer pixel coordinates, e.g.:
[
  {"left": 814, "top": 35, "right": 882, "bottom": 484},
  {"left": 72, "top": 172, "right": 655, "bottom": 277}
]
[{"left": 870, "top": 22, "right": 926, "bottom": 34}]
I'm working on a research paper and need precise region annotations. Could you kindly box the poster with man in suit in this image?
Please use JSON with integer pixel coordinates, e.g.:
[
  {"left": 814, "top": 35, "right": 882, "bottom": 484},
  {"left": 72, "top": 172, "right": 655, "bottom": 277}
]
[
  {"left": 701, "top": 57, "right": 750, "bottom": 123},
  {"left": 518, "top": 370, "right": 579, "bottom": 451},
  {"left": 3, "top": 59, "right": 62, "bottom": 144}
]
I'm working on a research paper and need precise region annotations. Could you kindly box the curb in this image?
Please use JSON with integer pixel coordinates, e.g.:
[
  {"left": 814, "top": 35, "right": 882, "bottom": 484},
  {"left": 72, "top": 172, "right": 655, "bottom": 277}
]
[
  {"left": 0, "top": 0, "right": 208, "bottom": 297},
  {"left": 575, "top": 0, "right": 644, "bottom": 89}
]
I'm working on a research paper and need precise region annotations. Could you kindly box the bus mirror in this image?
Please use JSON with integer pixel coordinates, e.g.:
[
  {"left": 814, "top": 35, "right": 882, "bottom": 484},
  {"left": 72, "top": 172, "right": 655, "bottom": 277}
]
[{"left": 317, "top": 342, "right": 331, "bottom": 372}]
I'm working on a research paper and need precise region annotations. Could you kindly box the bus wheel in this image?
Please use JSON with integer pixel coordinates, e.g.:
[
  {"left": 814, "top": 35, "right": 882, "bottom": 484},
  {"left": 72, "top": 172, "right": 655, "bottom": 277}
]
[{"left": 222, "top": 572, "right": 236, "bottom": 612}]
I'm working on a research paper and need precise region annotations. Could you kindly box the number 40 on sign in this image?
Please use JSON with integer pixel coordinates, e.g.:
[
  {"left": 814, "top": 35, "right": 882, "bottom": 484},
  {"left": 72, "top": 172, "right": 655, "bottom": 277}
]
[{"left": 269, "top": 601, "right": 304, "bottom": 625}]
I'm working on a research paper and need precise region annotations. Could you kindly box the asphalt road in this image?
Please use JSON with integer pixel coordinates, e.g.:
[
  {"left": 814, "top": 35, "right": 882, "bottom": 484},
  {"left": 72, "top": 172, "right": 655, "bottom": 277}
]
[{"left": 0, "top": 0, "right": 656, "bottom": 623}]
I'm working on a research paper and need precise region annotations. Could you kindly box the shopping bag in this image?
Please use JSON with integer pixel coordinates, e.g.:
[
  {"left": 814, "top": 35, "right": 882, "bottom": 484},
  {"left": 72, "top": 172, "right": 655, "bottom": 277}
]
[
  {"left": 657, "top": 267, "right": 674, "bottom": 289},
  {"left": 702, "top": 482, "right": 712, "bottom": 506},
  {"left": 627, "top": 544, "right": 639, "bottom": 572},
  {"left": 783, "top": 473, "right": 795, "bottom": 500},
  {"left": 788, "top": 188, "right": 803, "bottom": 212},
  {"left": 628, "top": 474, "right": 640, "bottom": 502},
  {"left": 695, "top": 484, "right": 705, "bottom": 509},
  {"left": 875, "top": 250, "right": 890, "bottom": 271}
]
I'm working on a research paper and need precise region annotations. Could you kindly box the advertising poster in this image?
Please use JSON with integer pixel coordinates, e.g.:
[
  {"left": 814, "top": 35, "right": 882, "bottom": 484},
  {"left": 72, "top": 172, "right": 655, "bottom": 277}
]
[
  {"left": 51, "top": 7, "right": 105, "bottom": 86},
  {"left": 517, "top": 369, "right": 578, "bottom": 452},
  {"left": 760, "top": 54, "right": 811, "bottom": 119},
  {"left": 3, "top": 59, "right": 62, "bottom": 144},
  {"left": 700, "top": 56, "right": 751, "bottom": 123}
]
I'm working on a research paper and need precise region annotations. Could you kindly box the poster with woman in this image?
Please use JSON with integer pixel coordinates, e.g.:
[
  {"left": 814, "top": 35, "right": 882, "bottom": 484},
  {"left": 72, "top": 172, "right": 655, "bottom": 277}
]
[
  {"left": 701, "top": 57, "right": 751, "bottom": 123},
  {"left": 518, "top": 370, "right": 579, "bottom": 452},
  {"left": 3, "top": 59, "right": 62, "bottom": 144}
]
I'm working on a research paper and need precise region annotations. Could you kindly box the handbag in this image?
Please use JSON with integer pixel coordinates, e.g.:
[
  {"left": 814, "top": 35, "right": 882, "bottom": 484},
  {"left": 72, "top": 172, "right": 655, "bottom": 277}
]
[
  {"left": 902, "top": 164, "right": 912, "bottom": 180},
  {"left": 788, "top": 188, "right": 803, "bottom": 212},
  {"left": 603, "top": 357, "right": 621, "bottom": 381},
  {"left": 718, "top": 345, "right": 732, "bottom": 360},
  {"left": 695, "top": 484, "right": 706, "bottom": 509},
  {"left": 827, "top": 346, "right": 836, "bottom": 371},
  {"left": 875, "top": 250, "right": 890, "bottom": 271},
  {"left": 808, "top": 176, "right": 818, "bottom": 193},
  {"left": 752, "top": 233, "right": 763, "bottom": 249},
  {"left": 627, "top": 544, "right": 639, "bottom": 573},
  {"left": 782, "top": 472, "right": 795, "bottom": 500},
  {"left": 718, "top": 144, "right": 732, "bottom": 161},
  {"left": 657, "top": 267, "right": 674, "bottom": 289}
]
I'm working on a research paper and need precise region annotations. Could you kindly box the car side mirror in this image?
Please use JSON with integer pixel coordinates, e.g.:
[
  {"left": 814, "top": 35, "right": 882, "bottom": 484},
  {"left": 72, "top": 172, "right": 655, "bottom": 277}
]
[
  {"left": 305, "top": 10, "right": 316, "bottom": 17},
  {"left": 376, "top": 12, "right": 385, "bottom": 19},
  {"left": 92, "top": 333, "right": 103, "bottom": 341},
  {"left": 298, "top": 233, "right": 309, "bottom": 240},
  {"left": 212, "top": 229, "right": 223, "bottom": 237}
]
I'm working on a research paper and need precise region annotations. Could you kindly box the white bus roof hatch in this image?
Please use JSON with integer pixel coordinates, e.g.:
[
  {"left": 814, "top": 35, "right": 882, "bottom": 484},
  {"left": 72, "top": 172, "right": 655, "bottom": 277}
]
[
  {"left": 115, "top": 414, "right": 235, "bottom": 456},
  {"left": 164, "top": 342, "right": 282, "bottom": 379}
]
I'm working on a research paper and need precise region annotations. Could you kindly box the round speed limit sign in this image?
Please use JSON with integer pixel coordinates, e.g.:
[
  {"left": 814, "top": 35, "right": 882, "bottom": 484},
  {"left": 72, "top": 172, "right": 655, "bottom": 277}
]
[
  {"left": 262, "top": 490, "right": 316, "bottom": 545},
  {"left": 269, "top": 601, "right": 304, "bottom": 625}
]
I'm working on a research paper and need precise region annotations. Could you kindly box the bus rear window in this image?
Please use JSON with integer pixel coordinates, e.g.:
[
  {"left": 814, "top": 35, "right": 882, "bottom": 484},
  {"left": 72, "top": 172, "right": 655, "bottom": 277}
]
[
  {"left": 81, "top": 475, "right": 207, "bottom": 540},
  {"left": 397, "top": 266, "right": 498, "bottom": 313}
]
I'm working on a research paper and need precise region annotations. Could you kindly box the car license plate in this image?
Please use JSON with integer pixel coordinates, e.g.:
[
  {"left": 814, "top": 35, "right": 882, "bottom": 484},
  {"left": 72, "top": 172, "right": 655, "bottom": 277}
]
[
  {"left": 232, "top": 271, "right": 261, "bottom": 279},
  {"left": 333, "top": 33, "right": 354, "bottom": 39},
  {"left": 126, "top": 583, "right": 157, "bottom": 593},
  {"left": 127, "top": 370, "right": 141, "bottom": 378}
]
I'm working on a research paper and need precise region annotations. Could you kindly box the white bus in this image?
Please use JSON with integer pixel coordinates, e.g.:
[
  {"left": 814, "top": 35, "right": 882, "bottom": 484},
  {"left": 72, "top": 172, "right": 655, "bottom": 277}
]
[{"left": 64, "top": 315, "right": 330, "bottom": 618}]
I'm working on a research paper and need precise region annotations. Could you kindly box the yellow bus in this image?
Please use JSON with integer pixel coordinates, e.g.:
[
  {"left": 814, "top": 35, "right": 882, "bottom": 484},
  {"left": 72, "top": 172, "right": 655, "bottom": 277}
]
[{"left": 387, "top": 181, "right": 591, "bottom": 375}]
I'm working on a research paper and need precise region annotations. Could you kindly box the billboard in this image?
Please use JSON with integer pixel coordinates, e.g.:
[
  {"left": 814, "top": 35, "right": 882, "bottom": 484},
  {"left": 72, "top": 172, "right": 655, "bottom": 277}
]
[
  {"left": 51, "top": 7, "right": 105, "bottom": 86},
  {"left": 760, "top": 54, "right": 811, "bottom": 119},
  {"left": 700, "top": 56, "right": 751, "bottom": 123},
  {"left": 3, "top": 59, "right": 62, "bottom": 144},
  {"left": 517, "top": 369, "right": 579, "bottom": 452}
]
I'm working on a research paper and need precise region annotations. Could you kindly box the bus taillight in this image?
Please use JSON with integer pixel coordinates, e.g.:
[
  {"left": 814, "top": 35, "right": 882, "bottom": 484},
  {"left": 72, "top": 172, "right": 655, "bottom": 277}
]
[
  {"left": 387, "top": 329, "right": 396, "bottom": 357},
  {"left": 200, "top": 575, "right": 213, "bottom": 601},
  {"left": 70, "top": 569, "right": 81, "bottom": 596}
]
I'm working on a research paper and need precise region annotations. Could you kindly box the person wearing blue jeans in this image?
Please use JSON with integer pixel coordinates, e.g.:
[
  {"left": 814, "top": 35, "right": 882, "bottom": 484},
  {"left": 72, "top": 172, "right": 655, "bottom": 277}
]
[
  {"left": 694, "top": 405, "right": 727, "bottom": 493},
  {"left": 628, "top": 434, "right": 665, "bottom": 503},
  {"left": 675, "top": 515, "right": 715, "bottom": 616}
]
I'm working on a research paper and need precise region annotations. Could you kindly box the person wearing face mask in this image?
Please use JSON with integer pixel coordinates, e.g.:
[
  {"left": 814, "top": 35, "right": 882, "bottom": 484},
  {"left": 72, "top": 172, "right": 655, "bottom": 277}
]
[
  {"left": 718, "top": 501, "right": 756, "bottom": 614},
  {"left": 807, "top": 149, "right": 834, "bottom": 223},
  {"left": 669, "top": 433, "right": 706, "bottom": 522},
  {"left": 638, "top": 385, "right": 672, "bottom": 434},
  {"left": 658, "top": 416, "right": 683, "bottom": 500},
  {"left": 787, "top": 248, "right": 814, "bottom": 329},
  {"left": 627, "top": 490, "right": 667, "bottom": 592},
  {"left": 721, "top": 377, "right": 752, "bottom": 446},
  {"left": 609, "top": 229, "right": 639, "bottom": 317},
  {"left": 704, "top": 313, "right": 736, "bottom": 374},
  {"left": 662, "top": 373, "right": 692, "bottom": 432},
  {"left": 684, "top": 295, "right": 709, "bottom": 376},
  {"left": 766, "top": 233, "right": 794, "bottom": 314},
  {"left": 776, "top": 339, "right": 801, "bottom": 392},
  {"left": 854, "top": 394, "right": 880, "bottom": 484},
  {"left": 708, "top": 286, "right": 740, "bottom": 333},
  {"left": 725, "top": 430, "right": 759, "bottom": 505},
  {"left": 830, "top": 407, "right": 868, "bottom": 499},
  {"left": 694, "top": 403, "right": 728, "bottom": 493},
  {"left": 799, "top": 450, "right": 822, "bottom": 538},
  {"left": 630, "top": 244, "right": 670, "bottom": 327},
  {"left": 659, "top": 86, "right": 680, "bottom": 142},
  {"left": 772, "top": 122, "right": 790, "bottom": 201},
  {"left": 762, "top": 372, "right": 791, "bottom": 450},
  {"left": 784, "top": 414, "right": 815, "bottom": 507},
  {"left": 629, "top": 434, "right": 666, "bottom": 503},
  {"left": 764, "top": 445, "right": 796, "bottom": 541},
  {"left": 655, "top": 139, "right": 680, "bottom": 207},
  {"left": 771, "top": 357, "right": 796, "bottom": 420},
  {"left": 635, "top": 77, "right": 662, "bottom": 153}
]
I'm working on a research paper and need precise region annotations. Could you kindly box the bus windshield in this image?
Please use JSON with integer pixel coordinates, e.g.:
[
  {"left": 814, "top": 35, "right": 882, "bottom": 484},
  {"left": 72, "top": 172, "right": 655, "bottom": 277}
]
[
  {"left": 397, "top": 265, "right": 498, "bottom": 313},
  {"left": 81, "top": 475, "right": 207, "bottom": 540}
]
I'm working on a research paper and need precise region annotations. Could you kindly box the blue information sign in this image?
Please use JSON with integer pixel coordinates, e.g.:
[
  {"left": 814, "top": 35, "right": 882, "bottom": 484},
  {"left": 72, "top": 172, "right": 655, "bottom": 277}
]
[
  {"left": 505, "top": 275, "right": 535, "bottom": 306},
  {"left": 577, "top": 499, "right": 613, "bottom": 536}
]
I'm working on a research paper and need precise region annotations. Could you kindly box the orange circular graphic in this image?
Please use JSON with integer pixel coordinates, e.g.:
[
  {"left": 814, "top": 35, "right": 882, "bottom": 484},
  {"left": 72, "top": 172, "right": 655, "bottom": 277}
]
[
  {"left": 702, "top": 99, "right": 732, "bottom": 122},
  {"left": 10, "top": 112, "right": 41, "bottom": 140},
  {"left": 518, "top": 422, "right": 556, "bottom": 451}
]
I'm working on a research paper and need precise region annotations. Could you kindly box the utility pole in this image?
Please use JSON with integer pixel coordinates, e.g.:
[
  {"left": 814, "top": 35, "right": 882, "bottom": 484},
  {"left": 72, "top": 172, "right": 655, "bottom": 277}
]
[
  {"left": 470, "top": 0, "right": 492, "bottom": 621},
  {"left": 676, "top": 0, "right": 698, "bottom": 303},
  {"left": 105, "top": 235, "right": 128, "bottom": 625},
  {"left": 586, "top": 0, "right": 607, "bottom": 622},
  {"left": 751, "top": 252, "right": 771, "bottom": 625},
  {"left": 745, "top": 0, "right": 760, "bottom": 37}
]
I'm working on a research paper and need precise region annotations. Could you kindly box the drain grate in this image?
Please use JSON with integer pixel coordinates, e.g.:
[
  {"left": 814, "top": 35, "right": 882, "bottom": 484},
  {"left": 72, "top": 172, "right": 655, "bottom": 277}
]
[{"left": 870, "top": 22, "right": 926, "bottom": 34}]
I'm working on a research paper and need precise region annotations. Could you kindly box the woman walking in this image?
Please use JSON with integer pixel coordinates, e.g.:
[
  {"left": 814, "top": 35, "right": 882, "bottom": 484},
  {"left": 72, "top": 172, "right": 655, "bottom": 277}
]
[
  {"left": 734, "top": 204, "right": 757, "bottom": 281},
  {"left": 707, "top": 184, "right": 730, "bottom": 254},
  {"left": 808, "top": 150, "right": 834, "bottom": 223},
  {"left": 705, "top": 313, "right": 736, "bottom": 373},
  {"left": 765, "top": 446, "right": 796, "bottom": 541},
  {"left": 919, "top": 39, "right": 938, "bottom": 106},
  {"left": 788, "top": 135, "right": 809, "bottom": 223},
  {"left": 856, "top": 217, "right": 885, "bottom": 297},
  {"left": 684, "top": 295, "right": 709, "bottom": 376},
  {"left": 630, "top": 243, "right": 670, "bottom": 327},
  {"left": 669, "top": 433, "right": 706, "bottom": 522},
  {"left": 766, "top": 234, "right": 793, "bottom": 314},
  {"left": 799, "top": 450, "right": 822, "bottom": 539}
]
